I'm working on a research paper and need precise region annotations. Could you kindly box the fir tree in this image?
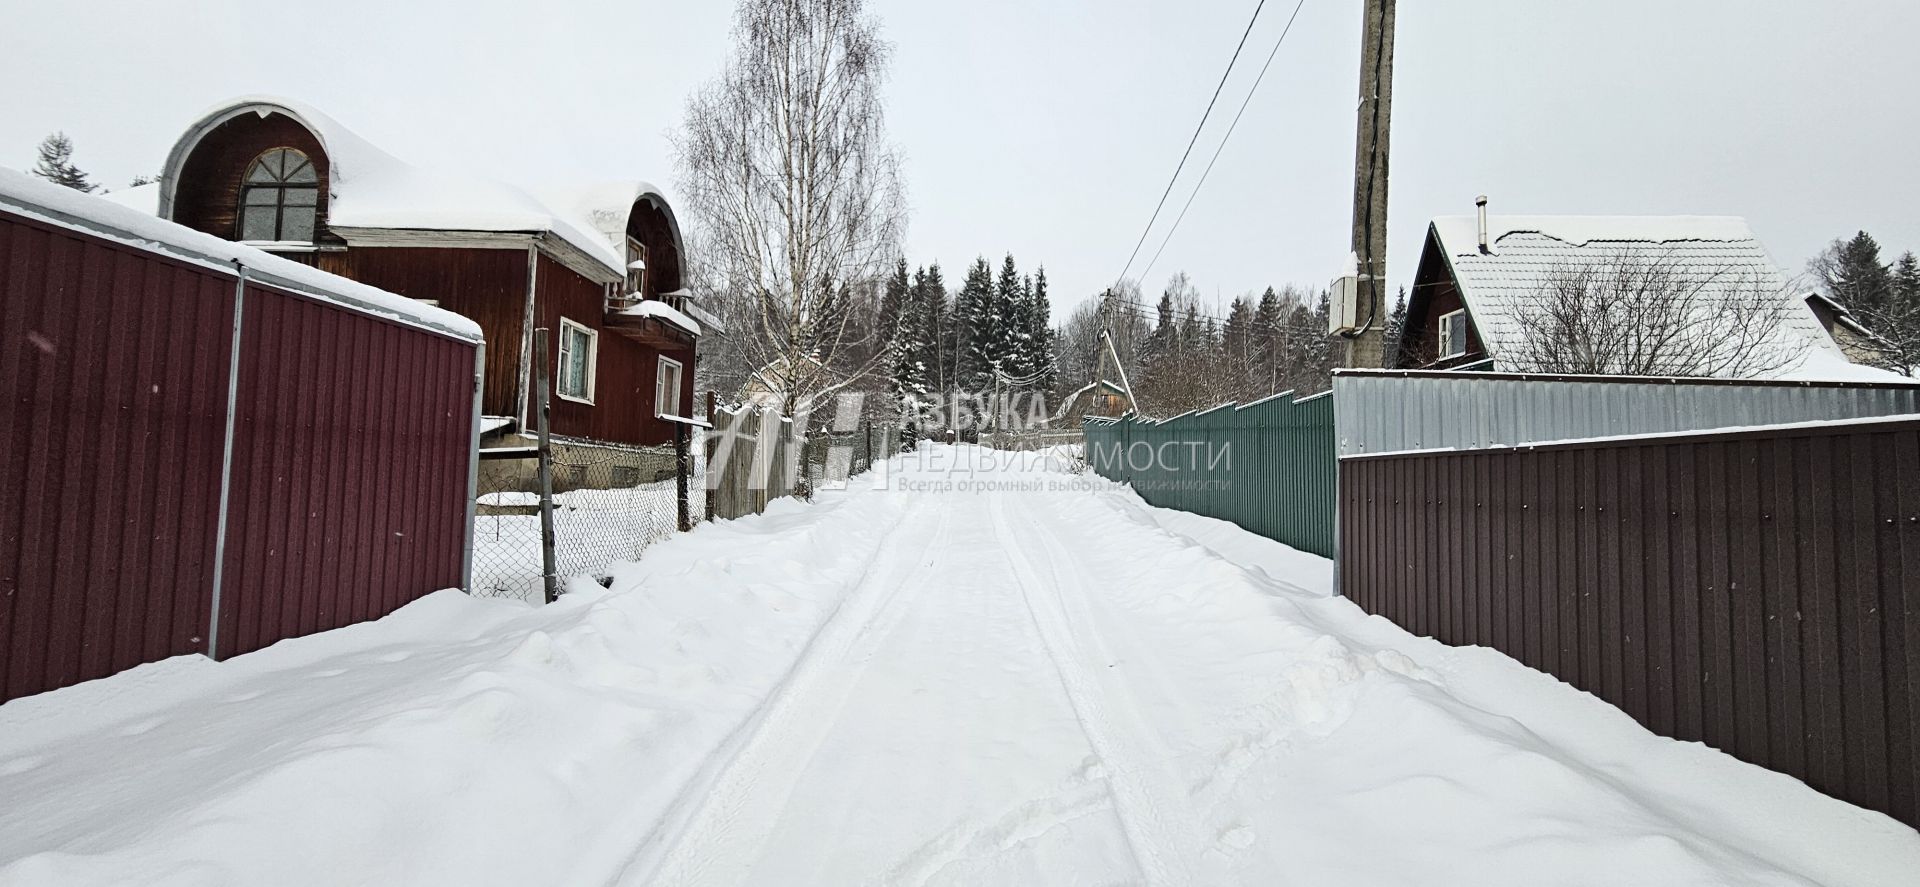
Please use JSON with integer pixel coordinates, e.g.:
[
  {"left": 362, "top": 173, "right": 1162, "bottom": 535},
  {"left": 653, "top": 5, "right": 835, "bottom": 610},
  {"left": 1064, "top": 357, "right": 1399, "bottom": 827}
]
[
  {"left": 1385, "top": 286, "right": 1409, "bottom": 367},
  {"left": 1885, "top": 252, "right": 1920, "bottom": 376},
  {"left": 954, "top": 258, "right": 997, "bottom": 392},
  {"left": 1820, "top": 231, "right": 1895, "bottom": 317},
  {"left": 32, "top": 132, "right": 96, "bottom": 193},
  {"left": 888, "top": 265, "right": 931, "bottom": 420},
  {"left": 879, "top": 258, "right": 909, "bottom": 342},
  {"left": 1026, "top": 266, "right": 1056, "bottom": 391},
  {"left": 1223, "top": 296, "right": 1254, "bottom": 397},
  {"left": 993, "top": 254, "right": 1024, "bottom": 377},
  {"left": 919, "top": 263, "right": 951, "bottom": 396},
  {"left": 1253, "top": 286, "right": 1282, "bottom": 392}
]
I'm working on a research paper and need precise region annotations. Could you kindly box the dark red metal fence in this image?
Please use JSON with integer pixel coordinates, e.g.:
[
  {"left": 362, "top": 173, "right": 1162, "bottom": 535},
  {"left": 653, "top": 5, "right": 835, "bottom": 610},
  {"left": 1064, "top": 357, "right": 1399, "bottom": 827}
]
[
  {"left": 1, "top": 206, "right": 479, "bottom": 704},
  {"left": 1339, "top": 417, "right": 1920, "bottom": 829}
]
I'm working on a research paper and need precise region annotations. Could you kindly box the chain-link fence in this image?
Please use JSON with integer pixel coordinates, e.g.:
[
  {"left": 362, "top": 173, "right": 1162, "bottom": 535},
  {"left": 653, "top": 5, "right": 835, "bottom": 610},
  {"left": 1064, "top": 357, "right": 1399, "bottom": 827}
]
[{"left": 469, "top": 434, "right": 705, "bottom": 604}]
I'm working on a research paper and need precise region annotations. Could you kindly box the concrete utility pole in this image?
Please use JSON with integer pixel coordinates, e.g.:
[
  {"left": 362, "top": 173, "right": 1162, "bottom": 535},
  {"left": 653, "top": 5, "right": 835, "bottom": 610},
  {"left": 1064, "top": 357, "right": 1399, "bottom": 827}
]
[{"left": 1343, "top": 0, "right": 1396, "bottom": 368}]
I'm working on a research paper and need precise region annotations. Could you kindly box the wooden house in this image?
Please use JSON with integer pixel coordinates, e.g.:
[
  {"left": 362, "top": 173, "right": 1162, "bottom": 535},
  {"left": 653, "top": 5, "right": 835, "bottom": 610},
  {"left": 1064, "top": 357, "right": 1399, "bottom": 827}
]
[
  {"left": 132, "top": 95, "right": 701, "bottom": 448},
  {"left": 1803, "top": 291, "right": 1898, "bottom": 368},
  {"left": 1394, "top": 211, "right": 1888, "bottom": 380}
]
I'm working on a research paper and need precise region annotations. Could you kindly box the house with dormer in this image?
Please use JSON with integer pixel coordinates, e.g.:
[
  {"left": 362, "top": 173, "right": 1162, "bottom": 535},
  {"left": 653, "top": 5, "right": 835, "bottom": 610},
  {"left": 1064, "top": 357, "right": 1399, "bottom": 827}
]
[
  {"left": 1393, "top": 208, "right": 1894, "bottom": 381},
  {"left": 114, "top": 95, "right": 706, "bottom": 449}
]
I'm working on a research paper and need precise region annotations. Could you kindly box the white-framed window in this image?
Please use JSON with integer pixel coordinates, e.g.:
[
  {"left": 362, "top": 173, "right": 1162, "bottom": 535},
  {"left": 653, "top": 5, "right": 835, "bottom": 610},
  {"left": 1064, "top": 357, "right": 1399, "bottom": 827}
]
[
  {"left": 626, "top": 237, "right": 648, "bottom": 297},
  {"left": 1438, "top": 309, "right": 1469, "bottom": 359},
  {"left": 655, "top": 355, "right": 684, "bottom": 419},
  {"left": 556, "top": 318, "right": 598, "bottom": 404}
]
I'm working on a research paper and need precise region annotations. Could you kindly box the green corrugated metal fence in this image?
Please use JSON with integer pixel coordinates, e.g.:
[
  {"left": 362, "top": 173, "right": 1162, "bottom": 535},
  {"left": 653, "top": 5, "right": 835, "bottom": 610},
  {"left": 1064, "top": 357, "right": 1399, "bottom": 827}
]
[{"left": 1083, "top": 391, "right": 1337, "bottom": 557}]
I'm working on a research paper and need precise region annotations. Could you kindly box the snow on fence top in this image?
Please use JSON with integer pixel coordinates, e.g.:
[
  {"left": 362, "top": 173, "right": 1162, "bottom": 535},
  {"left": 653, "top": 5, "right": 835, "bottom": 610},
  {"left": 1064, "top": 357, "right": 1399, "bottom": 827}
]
[
  {"left": 0, "top": 166, "right": 484, "bottom": 342},
  {"left": 1331, "top": 369, "right": 1920, "bottom": 457},
  {"left": 157, "top": 96, "right": 674, "bottom": 279}
]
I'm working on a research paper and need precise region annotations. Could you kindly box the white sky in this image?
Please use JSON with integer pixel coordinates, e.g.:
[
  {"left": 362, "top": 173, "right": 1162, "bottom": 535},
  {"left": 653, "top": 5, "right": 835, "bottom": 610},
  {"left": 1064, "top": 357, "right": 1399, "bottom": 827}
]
[{"left": 4, "top": 0, "right": 1917, "bottom": 323}]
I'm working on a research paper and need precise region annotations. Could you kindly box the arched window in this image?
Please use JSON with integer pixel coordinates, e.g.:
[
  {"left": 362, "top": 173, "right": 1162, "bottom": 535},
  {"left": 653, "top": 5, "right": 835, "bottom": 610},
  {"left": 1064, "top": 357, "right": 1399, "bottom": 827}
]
[{"left": 238, "top": 148, "right": 319, "bottom": 242}]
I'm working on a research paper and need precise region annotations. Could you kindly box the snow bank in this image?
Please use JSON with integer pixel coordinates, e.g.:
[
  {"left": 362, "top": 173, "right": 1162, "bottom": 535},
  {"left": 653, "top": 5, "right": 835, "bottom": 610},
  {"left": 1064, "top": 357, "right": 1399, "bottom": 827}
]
[
  {"left": 0, "top": 457, "right": 918, "bottom": 886},
  {"left": 1052, "top": 468, "right": 1920, "bottom": 886},
  {"left": 0, "top": 445, "right": 1914, "bottom": 886},
  {"left": 0, "top": 166, "right": 482, "bottom": 342}
]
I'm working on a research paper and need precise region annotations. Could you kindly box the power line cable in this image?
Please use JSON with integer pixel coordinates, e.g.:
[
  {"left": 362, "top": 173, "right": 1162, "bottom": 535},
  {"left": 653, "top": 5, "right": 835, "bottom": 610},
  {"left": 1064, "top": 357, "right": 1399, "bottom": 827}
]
[
  {"left": 1112, "top": 0, "right": 1270, "bottom": 289},
  {"left": 1138, "top": 0, "right": 1310, "bottom": 284}
]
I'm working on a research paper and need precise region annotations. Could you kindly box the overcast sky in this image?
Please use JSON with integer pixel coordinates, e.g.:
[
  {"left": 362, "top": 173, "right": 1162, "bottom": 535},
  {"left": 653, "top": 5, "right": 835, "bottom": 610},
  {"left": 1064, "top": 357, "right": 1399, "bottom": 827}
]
[{"left": 5, "top": 0, "right": 1916, "bottom": 323}]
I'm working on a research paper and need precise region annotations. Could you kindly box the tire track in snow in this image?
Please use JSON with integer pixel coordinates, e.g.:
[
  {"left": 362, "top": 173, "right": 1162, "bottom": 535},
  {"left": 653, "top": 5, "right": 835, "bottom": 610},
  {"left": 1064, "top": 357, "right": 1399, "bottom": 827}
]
[
  {"left": 617, "top": 498, "right": 955, "bottom": 887},
  {"left": 986, "top": 491, "right": 1236, "bottom": 887}
]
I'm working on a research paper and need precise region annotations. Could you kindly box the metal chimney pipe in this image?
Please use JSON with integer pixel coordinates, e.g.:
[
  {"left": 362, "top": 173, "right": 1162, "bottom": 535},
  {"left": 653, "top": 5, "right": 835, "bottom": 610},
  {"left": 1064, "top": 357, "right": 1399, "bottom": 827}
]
[{"left": 1476, "top": 195, "right": 1491, "bottom": 254}]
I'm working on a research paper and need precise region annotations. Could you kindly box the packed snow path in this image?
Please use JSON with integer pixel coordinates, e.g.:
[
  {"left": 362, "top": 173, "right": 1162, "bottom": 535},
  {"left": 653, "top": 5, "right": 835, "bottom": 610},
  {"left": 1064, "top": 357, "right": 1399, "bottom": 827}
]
[{"left": 1, "top": 446, "right": 1916, "bottom": 886}]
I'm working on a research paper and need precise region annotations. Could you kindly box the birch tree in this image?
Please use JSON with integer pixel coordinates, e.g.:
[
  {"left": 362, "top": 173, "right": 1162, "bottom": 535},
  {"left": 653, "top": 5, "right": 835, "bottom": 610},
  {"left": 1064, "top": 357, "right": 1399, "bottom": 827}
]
[
  {"left": 1508, "top": 250, "right": 1804, "bottom": 378},
  {"left": 675, "top": 0, "right": 906, "bottom": 415}
]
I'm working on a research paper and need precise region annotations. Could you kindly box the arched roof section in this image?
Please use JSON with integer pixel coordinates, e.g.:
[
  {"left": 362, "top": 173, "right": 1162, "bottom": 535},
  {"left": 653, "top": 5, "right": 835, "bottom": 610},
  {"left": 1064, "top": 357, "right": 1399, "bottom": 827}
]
[
  {"left": 160, "top": 95, "right": 625, "bottom": 275},
  {"left": 537, "top": 180, "right": 688, "bottom": 291}
]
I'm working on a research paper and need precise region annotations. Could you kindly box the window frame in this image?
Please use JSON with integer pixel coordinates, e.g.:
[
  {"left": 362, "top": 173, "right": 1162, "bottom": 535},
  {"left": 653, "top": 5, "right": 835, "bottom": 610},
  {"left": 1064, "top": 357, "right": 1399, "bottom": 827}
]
[
  {"left": 555, "top": 318, "right": 599, "bottom": 405},
  {"left": 236, "top": 147, "right": 320, "bottom": 244},
  {"left": 655, "top": 355, "right": 684, "bottom": 419},
  {"left": 1438, "top": 309, "right": 1469, "bottom": 359},
  {"left": 626, "top": 237, "right": 648, "bottom": 297}
]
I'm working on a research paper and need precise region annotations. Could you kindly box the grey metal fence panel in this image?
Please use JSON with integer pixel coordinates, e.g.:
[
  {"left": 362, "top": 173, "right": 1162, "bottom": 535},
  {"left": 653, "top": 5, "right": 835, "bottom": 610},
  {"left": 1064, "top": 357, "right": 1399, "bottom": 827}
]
[{"left": 1334, "top": 370, "right": 1920, "bottom": 456}]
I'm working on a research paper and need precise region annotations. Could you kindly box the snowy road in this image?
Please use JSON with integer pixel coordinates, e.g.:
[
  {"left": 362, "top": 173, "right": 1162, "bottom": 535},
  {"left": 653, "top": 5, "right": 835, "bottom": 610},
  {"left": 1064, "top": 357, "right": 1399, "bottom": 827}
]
[{"left": 1, "top": 446, "right": 1917, "bottom": 886}]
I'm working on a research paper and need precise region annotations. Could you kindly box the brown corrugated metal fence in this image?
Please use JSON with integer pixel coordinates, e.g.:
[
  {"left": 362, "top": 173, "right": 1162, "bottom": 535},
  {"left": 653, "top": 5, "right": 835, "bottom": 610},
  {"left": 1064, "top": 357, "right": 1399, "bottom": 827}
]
[
  {"left": 1339, "top": 418, "right": 1920, "bottom": 829},
  {"left": 1, "top": 207, "right": 479, "bottom": 703}
]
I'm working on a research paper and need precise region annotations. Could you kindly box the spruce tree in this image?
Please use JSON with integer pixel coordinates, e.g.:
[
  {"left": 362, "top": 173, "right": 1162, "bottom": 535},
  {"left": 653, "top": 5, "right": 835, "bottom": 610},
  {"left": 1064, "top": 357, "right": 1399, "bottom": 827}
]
[
  {"left": 32, "top": 132, "right": 96, "bottom": 193},
  {"left": 1253, "top": 286, "right": 1282, "bottom": 393},
  {"left": 1824, "top": 231, "right": 1895, "bottom": 317},
  {"left": 880, "top": 258, "right": 909, "bottom": 342},
  {"left": 1885, "top": 252, "right": 1920, "bottom": 376},
  {"left": 889, "top": 265, "right": 931, "bottom": 422},
  {"left": 919, "top": 263, "right": 950, "bottom": 396},
  {"left": 1026, "top": 266, "right": 1056, "bottom": 392},
  {"left": 1385, "top": 286, "right": 1409, "bottom": 367},
  {"left": 993, "top": 254, "right": 1024, "bottom": 377},
  {"left": 1224, "top": 296, "right": 1254, "bottom": 399},
  {"left": 955, "top": 258, "right": 997, "bottom": 393}
]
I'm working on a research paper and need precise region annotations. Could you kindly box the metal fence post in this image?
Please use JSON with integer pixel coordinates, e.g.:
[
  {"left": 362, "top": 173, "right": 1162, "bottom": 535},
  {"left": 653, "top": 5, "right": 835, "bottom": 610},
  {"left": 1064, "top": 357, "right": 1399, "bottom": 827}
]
[
  {"left": 674, "top": 421, "right": 692, "bottom": 532},
  {"left": 533, "top": 328, "right": 559, "bottom": 605},
  {"left": 705, "top": 391, "right": 718, "bottom": 523},
  {"left": 207, "top": 260, "right": 248, "bottom": 660}
]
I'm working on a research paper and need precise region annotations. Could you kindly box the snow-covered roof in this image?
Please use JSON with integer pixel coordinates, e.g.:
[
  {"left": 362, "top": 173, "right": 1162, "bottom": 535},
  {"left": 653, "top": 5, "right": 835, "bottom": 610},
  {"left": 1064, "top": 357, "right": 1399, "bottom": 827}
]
[
  {"left": 619, "top": 299, "right": 701, "bottom": 337},
  {"left": 101, "top": 181, "right": 160, "bottom": 215},
  {"left": 0, "top": 166, "right": 483, "bottom": 342},
  {"left": 156, "top": 96, "right": 664, "bottom": 279},
  {"left": 536, "top": 180, "right": 683, "bottom": 270},
  {"left": 1428, "top": 214, "right": 1846, "bottom": 378}
]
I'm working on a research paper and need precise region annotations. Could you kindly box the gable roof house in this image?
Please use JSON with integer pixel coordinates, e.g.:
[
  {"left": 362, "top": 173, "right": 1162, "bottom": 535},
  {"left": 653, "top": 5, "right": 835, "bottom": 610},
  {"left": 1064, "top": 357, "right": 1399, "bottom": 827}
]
[
  {"left": 1803, "top": 291, "right": 1899, "bottom": 368},
  {"left": 124, "top": 95, "right": 702, "bottom": 448},
  {"left": 1395, "top": 209, "right": 1899, "bottom": 382},
  {"left": 1056, "top": 328, "right": 1137, "bottom": 426}
]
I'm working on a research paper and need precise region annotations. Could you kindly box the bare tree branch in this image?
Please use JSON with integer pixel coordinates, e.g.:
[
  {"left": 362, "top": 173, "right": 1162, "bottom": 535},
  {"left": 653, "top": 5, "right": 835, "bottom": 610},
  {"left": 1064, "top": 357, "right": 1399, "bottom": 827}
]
[
  {"left": 675, "top": 0, "right": 907, "bottom": 416},
  {"left": 1507, "top": 249, "right": 1807, "bottom": 378}
]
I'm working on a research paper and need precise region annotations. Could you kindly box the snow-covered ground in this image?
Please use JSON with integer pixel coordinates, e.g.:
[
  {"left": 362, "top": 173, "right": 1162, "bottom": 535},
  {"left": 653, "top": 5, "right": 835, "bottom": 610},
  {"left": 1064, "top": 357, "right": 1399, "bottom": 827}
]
[{"left": 0, "top": 445, "right": 1914, "bottom": 886}]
